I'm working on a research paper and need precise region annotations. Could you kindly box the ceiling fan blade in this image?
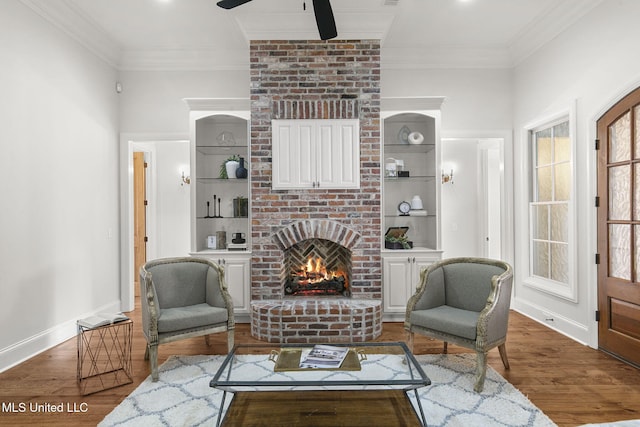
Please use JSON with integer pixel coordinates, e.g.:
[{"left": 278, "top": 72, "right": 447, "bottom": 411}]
[
  {"left": 312, "top": 0, "right": 338, "bottom": 40},
  {"left": 216, "top": 0, "right": 253, "bottom": 10}
]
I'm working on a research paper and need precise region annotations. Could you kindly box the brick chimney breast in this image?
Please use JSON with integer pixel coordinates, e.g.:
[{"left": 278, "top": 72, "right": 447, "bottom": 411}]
[{"left": 250, "top": 39, "right": 381, "bottom": 305}]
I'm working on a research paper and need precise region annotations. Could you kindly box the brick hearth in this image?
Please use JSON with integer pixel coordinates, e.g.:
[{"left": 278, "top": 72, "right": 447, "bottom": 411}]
[
  {"left": 251, "top": 299, "right": 382, "bottom": 343},
  {"left": 249, "top": 40, "right": 382, "bottom": 343}
]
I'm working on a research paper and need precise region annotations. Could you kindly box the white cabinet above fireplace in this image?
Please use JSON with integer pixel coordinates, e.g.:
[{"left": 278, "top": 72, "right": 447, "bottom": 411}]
[{"left": 272, "top": 119, "right": 360, "bottom": 190}]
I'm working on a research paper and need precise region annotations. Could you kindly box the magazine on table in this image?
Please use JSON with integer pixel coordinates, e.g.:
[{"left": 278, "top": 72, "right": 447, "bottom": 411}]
[
  {"left": 299, "top": 344, "right": 349, "bottom": 369},
  {"left": 78, "top": 312, "right": 129, "bottom": 329}
]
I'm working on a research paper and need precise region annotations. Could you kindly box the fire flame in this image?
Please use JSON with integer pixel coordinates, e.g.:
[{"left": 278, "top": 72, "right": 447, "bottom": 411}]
[{"left": 296, "top": 256, "right": 348, "bottom": 288}]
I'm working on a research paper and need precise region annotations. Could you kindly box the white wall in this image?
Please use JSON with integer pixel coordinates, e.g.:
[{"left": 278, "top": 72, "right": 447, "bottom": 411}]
[
  {"left": 512, "top": 0, "right": 640, "bottom": 345},
  {"left": 119, "top": 70, "right": 250, "bottom": 134},
  {"left": 381, "top": 68, "right": 513, "bottom": 132},
  {"left": 0, "top": 1, "right": 120, "bottom": 370},
  {"left": 440, "top": 139, "right": 482, "bottom": 258}
]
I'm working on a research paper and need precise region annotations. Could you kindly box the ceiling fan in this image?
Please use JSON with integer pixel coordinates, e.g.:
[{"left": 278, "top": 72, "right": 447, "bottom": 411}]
[{"left": 216, "top": 0, "right": 338, "bottom": 40}]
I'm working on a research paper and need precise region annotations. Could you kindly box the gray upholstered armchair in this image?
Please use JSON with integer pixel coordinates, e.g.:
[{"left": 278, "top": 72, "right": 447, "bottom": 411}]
[
  {"left": 140, "top": 257, "right": 235, "bottom": 381},
  {"left": 405, "top": 257, "right": 513, "bottom": 392}
]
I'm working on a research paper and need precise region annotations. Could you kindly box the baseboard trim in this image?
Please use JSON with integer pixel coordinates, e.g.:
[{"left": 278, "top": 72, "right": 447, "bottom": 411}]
[
  {"left": 0, "top": 301, "right": 122, "bottom": 373},
  {"left": 512, "top": 298, "right": 591, "bottom": 346}
]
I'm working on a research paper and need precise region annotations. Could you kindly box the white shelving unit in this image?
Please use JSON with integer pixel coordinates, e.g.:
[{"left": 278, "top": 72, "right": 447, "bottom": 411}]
[
  {"left": 381, "top": 97, "right": 445, "bottom": 320},
  {"left": 185, "top": 99, "right": 252, "bottom": 322}
]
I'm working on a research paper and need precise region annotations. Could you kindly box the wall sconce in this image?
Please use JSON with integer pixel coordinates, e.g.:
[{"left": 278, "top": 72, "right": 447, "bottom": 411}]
[
  {"left": 442, "top": 169, "right": 454, "bottom": 184},
  {"left": 181, "top": 171, "right": 191, "bottom": 186}
]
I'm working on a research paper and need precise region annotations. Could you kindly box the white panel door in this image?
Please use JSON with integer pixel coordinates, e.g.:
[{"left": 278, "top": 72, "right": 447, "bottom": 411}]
[{"left": 316, "top": 121, "right": 360, "bottom": 189}]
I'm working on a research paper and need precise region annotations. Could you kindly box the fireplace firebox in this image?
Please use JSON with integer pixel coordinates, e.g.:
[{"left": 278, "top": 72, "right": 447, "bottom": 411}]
[{"left": 283, "top": 238, "right": 351, "bottom": 297}]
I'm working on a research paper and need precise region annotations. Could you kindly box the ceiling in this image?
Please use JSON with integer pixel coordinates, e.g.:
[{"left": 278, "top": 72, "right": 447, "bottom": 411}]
[{"left": 21, "top": 0, "right": 603, "bottom": 70}]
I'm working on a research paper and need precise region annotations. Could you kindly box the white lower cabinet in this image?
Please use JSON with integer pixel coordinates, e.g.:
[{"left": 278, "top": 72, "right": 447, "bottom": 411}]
[
  {"left": 191, "top": 251, "right": 251, "bottom": 322},
  {"left": 382, "top": 250, "right": 442, "bottom": 321}
]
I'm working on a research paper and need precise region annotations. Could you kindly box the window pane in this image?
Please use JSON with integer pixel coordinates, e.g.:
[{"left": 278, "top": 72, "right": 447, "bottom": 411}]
[
  {"left": 554, "top": 162, "right": 571, "bottom": 201},
  {"left": 551, "top": 243, "right": 568, "bottom": 284},
  {"left": 533, "top": 204, "right": 549, "bottom": 240},
  {"left": 609, "top": 224, "right": 631, "bottom": 281},
  {"left": 533, "top": 241, "right": 549, "bottom": 278},
  {"left": 636, "top": 225, "right": 640, "bottom": 283},
  {"left": 635, "top": 163, "right": 640, "bottom": 221},
  {"left": 536, "top": 128, "right": 552, "bottom": 166},
  {"left": 609, "top": 111, "right": 631, "bottom": 163},
  {"left": 635, "top": 105, "right": 640, "bottom": 159},
  {"left": 551, "top": 203, "right": 568, "bottom": 243},
  {"left": 609, "top": 165, "right": 630, "bottom": 220},
  {"left": 537, "top": 166, "right": 553, "bottom": 201},
  {"left": 554, "top": 122, "right": 571, "bottom": 162}
]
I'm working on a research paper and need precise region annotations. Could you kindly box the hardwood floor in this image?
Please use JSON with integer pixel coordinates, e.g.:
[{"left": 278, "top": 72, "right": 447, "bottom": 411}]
[{"left": 0, "top": 302, "right": 639, "bottom": 427}]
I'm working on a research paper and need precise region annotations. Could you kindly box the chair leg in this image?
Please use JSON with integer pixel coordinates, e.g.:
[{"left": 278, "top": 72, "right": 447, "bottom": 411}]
[
  {"left": 149, "top": 344, "right": 159, "bottom": 382},
  {"left": 474, "top": 351, "right": 488, "bottom": 392},
  {"left": 406, "top": 331, "right": 414, "bottom": 353},
  {"left": 144, "top": 344, "right": 150, "bottom": 360},
  {"left": 498, "top": 343, "right": 510, "bottom": 369},
  {"left": 227, "top": 329, "right": 235, "bottom": 352}
]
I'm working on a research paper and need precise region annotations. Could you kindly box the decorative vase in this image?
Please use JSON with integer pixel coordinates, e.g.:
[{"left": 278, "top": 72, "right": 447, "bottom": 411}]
[
  {"left": 235, "top": 157, "right": 248, "bottom": 179},
  {"left": 225, "top": 160, "right": 239, "bottom": 179}
]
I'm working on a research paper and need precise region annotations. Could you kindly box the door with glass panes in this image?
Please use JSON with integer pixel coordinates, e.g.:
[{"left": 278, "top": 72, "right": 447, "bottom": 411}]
[{"left": 596, "top": 86, "right": 640, "bottom": 366}]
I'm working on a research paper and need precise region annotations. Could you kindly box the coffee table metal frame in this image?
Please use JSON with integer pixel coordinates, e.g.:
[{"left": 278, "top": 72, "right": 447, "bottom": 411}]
[{"left": 210, "top": 341, "right": 430, "bottom": 426}]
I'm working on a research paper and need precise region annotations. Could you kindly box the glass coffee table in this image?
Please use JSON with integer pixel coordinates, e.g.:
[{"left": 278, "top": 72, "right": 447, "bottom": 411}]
[{"left": 210, "top": 342, "right": 430, "bottom": 426}]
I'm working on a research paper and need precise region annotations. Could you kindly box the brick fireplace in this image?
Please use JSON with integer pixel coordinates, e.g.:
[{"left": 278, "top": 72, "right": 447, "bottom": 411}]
[{"left": 249, "top": 40, "right": 382, "bottom": 343}]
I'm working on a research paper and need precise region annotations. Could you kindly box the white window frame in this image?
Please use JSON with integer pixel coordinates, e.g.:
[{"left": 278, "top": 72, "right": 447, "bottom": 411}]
[{"left": 523, "top": 107, "right": 578, "bottom": 302}]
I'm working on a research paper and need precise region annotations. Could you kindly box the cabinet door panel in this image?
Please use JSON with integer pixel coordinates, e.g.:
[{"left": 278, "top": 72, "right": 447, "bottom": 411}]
[
  {"left": 317, "top": 121, "right": 359, "bottom": 189},
  {"left": 383, "top": 258, "right": 413, "bottom": 312},
  {"left": 297, "top": 124, "right": 315, "bottom": 187},
  {"left": 224, "top": 258, "right": 250, "bottom": 314},
  {"left": 273, "top": 119, "right": 359, "bottom": 189}
]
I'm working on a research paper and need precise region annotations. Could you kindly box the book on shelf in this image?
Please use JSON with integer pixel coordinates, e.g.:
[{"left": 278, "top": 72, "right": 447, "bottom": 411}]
[
  {"left": 78, "top": 312, "right": 129, "bottom": 329},
  {"left": 299, "top": 344, "right": 349, "bottom": 369}
]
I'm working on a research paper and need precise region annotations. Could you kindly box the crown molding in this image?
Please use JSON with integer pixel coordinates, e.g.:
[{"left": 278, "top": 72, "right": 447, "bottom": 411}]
[
  {"left": 19, "top": 0, "right": 121, "bottom": 68},
  {"left": 508, "top": 0, "right": 605, "bottom": 66}
]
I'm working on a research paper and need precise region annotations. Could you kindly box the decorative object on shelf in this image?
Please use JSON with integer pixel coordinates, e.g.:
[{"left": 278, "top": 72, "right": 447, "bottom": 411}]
[
  {"left": 207, "top": 235, "right": 217, "bottom": 249},
  {"left": 225, "top": 160, "right": 239, "bottom": 179},
  {"left": 216, "top": 231, "right": 226, "bottom": 250},
  {"left": 410, "top": 209, "right": 428, "bottom": 217},
  {"left": 205, "top": 201, "right": 212, "bottom": 218},
  {"left": 398, "top": 201, "right": 411, "bottom": 216},
  {"left": 232, "top": 232, "right": 246, "bottom": 244},
  {"left": 397, "top": 125, "right": 411, "bottom": 144},
  {"left": 385, "top": 159, "right": 397, "bottom": 178},
  {"left": 410, "top": 195, "right": 423, "bottom": 210},
  {"left": 442, "top": 169, "right": 454, "bottom": 184},
  {"left": 386, "top": 158, "right": 405, "bottom": 178},
  {"left": 216, "top": 131, "right": 236, "bottom": 146},
  {"left": 235, "top": 157, "right": 248, "bottom": 179},
  {"left": 385, "top": 226, "right": 413, "bottom": 249},
  {"left": 220, "top": 155, "right": 240, "bottom": 179},
  {"left": 181, "top": 171, "right": 191, "bottom": 186},
  {"left": 233, "top": 196, "right": 248, "bottom": 218},
  {"left": 398, "top": 170, "right": 410, "bottom": 177},
  {"left": 408, "top": 131, "right": 424, "bottom": 145}
]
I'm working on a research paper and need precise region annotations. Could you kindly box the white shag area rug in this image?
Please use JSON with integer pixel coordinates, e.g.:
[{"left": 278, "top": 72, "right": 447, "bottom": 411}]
[{"left": 100, "top": 353, "right": 556, "bottom": 427}]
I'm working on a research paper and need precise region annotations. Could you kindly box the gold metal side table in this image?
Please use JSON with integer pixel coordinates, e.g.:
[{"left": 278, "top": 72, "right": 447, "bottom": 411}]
[{"left": 76, "top": 319, "right": 133, "bottom": 395}]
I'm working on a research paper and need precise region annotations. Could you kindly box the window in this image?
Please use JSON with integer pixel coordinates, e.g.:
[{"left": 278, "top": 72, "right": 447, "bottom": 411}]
[{"left": 527, "top": 116, "right": 576, "bottom": 300}]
